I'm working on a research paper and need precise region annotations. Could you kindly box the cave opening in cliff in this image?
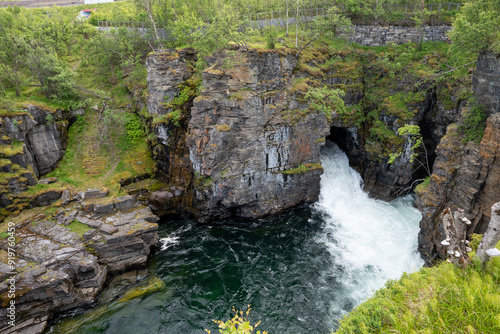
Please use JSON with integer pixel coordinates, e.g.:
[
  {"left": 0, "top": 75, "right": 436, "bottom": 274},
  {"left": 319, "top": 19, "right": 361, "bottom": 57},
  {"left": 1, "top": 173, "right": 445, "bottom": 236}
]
[
  {"left": 326, "top": 126, "right": 356, "bottom": 155},
  {"left": 413, "top": 118, "right": 437, "bottom": 182}
]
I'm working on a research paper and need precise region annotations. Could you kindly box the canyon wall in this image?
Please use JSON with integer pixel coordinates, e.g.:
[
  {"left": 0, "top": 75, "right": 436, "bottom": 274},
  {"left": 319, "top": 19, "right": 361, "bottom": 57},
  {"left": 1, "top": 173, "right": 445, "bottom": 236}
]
[
  {"left": 147, "top": 50, "right": 330, "bottom": 222},
  {"left": 146, "top": 47, "right": 445, "bottom": 221},
  {"left": 417, "top": 52, "right": 500, "bottom": 264},
  {"left": 0, "top": 105, "right": 77, "bottom": 219}
]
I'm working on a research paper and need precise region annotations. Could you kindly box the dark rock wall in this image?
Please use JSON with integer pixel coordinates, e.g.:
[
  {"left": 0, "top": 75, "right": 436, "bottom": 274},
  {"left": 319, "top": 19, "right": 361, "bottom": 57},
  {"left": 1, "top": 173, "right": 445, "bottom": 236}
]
[
  {"left": 473, "top": 52, "right": 500, "bottom": 116},
  {"left": 1, "top": 105, "right": 67, "bottom": 178},
  {"left": 417, "top": 52, "right": 500, "bottom": 264},
  {"left": 0, "top": 105, "right": 69, "bottom": 219},
  {"left": 147, "top": 50, "right": 330, "bottom": 222},
  {"left": 146, "top": 48, "right": 458, "bottom": 221}
]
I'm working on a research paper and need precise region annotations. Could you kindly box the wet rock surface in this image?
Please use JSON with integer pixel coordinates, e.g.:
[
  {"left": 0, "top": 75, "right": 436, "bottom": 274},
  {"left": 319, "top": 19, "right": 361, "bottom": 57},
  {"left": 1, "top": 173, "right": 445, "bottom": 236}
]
[{"left": 0, "top": 196, "right": 159, "bottom": 334}]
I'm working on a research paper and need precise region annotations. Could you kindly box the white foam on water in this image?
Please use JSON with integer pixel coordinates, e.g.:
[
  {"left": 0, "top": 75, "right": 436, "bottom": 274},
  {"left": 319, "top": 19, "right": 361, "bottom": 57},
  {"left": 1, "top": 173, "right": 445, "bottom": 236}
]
[
  {"left": 160, "top": 236, "right": 180, "bottom": 251},
  {"left": 314, "top": 143, "right": 424, "bottom": 314}
]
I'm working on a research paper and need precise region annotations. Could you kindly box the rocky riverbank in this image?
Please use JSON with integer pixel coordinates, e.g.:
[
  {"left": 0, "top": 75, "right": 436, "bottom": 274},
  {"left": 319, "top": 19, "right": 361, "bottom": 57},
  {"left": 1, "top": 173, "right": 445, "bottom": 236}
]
[{"left": 0, "top": 192, "right": 159, "bottom": 334}]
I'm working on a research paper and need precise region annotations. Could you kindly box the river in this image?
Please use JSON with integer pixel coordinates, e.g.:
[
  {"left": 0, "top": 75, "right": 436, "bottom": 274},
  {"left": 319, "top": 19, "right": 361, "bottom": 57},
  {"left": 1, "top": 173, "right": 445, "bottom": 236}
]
[{"left": 46, "top": 142, "right": 423, "bottom": 334}]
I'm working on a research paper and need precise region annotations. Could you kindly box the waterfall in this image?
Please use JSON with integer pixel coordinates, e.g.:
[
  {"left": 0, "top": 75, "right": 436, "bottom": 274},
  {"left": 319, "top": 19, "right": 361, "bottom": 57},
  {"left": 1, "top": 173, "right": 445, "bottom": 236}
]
[{"left": 314, "top": 142, "right": 424, "bottom": 315}]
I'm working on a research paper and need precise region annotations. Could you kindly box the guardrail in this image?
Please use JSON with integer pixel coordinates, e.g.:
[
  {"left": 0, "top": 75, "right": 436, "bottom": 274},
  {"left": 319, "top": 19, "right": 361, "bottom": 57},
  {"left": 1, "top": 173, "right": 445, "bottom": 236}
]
[
  {"left": 98, "top": 21, "right": 151, "bottom": 29},
  {"left": 97, "top": 21, "right": 172, "bottom": 39}
]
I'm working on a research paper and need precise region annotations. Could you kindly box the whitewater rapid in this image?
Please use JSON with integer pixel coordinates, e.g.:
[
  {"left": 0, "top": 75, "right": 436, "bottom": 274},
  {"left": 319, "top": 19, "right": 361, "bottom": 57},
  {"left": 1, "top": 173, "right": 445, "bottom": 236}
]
[{"left": 314, "top": 142, "right": 424, "bottom": 315}]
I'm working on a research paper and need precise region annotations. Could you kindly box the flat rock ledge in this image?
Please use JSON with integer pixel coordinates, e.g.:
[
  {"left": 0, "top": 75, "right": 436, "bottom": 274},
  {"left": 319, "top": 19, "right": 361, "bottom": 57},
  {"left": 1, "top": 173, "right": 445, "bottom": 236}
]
[{"left": 0, "top": 196, "right": 159, "bottom": 334}]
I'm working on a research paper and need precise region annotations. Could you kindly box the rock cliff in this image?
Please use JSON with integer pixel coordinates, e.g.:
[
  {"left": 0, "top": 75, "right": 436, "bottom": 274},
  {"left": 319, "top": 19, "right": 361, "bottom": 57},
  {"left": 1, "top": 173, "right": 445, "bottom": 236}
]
[
  {"left": 146, "top": 47, "right": 454, "bottom": 221},
  {"left": 417, "top": 52, "right": 500, "bottom": 264},
  {"left": 0, "top": 105, "right": 75, "bottom": 219},
  {"left": 147, "top": 50, "right": 329, "bottom": 222}
]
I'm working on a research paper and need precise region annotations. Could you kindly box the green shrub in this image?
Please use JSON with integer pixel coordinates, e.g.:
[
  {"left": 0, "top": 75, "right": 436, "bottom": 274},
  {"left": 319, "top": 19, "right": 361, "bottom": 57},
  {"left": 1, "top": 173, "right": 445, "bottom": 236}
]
[
  {"left": 414, "top": 176, "right": 430, "bottom": 195},
  {"left": 264, "top": 27, "right": 278, "bottom": 49},
  {"left": 206, "top": 306, "right": 267, "bottom": 334},
  {"left": 460, "top": 98, "right": 488, "bottom": 144}
]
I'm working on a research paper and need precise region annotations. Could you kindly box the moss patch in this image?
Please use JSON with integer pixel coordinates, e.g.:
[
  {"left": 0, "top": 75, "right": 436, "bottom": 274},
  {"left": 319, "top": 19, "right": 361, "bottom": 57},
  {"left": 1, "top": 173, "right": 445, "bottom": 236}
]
[
  {"left": 66, "top": 221, "right": 91, "bottom": 236},
  {"left": 278, "top": 163, "right": 323, "bottom": 175}
]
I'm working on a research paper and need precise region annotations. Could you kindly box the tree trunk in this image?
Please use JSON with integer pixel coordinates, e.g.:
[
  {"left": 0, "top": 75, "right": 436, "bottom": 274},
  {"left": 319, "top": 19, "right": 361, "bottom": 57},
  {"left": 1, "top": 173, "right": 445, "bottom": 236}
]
[
  {"left": 286, "top": 0, "right": 289, "bottom": 37},
  {"left": 295, "top": 0, "right": 299, "bottom": 47}
]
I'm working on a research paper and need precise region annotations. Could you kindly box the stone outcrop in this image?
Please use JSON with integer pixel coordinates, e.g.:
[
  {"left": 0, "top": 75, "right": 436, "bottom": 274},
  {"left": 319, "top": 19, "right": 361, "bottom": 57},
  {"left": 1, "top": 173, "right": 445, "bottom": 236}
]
[
  {"left": 473, "top": 52, "right": 500, "bottom": 116},
  {"left": 417, "top": 52, "right": 500, "bottom": 264},
  {"left": 188, "top": 51, "right": 329, "bottom": 221},
  {"left": 0, "top": 196, "right": 159, "bottom": 334},
  {"left": 146, "top": 48, "right": 197, "bottom": 116},
  {"left": 1, "top": 105, "right": 68, "bottom": 178},
  {"left": 148, "top": 49, "right": 331, "bottom": 222},
  {"left": 0, "top": 105, "right": 70, "bottom": 220}
]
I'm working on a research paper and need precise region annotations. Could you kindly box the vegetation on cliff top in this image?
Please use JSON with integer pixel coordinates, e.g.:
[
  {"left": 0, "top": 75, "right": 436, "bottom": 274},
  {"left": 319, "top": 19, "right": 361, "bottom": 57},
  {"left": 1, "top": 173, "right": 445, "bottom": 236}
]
[{"left": 336, "top": 236, "right": 500, "bottom": 334}]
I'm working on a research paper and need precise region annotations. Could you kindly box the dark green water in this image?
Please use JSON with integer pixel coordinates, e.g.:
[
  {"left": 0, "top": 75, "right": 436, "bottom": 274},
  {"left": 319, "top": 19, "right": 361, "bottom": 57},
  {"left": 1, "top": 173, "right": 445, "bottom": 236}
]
[
  {"left": 48, "top": 209, "right": 346, "bottom": 334},
  {"left": 46, "top": 145, "right": 423, "bottom": 334}
]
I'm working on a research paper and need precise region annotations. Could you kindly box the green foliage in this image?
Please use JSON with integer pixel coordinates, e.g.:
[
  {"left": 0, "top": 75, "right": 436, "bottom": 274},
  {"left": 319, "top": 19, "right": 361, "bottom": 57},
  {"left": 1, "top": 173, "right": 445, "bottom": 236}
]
[
  {"left": 194, "top": 172, "right": 212, "bottom": 191},
  {"left": 297, "top": 5, "right": 351, "bottom": 55},
  {"left": 449, "top": 0, "right": 500, "bottom": 63},
  {"left": 336, "top": 258, "right": 500, "bottom": 334},
  {"left": 170, "top": 85, "right": 193, "bottom": 109},
  {"left": 414, "top": 176, "right": 430, "bottom": 194},
  {"left": 153, "top": 110, "right": 182, "bottom": 127},
  {"left": 460, "top": 99, "right": 488, "bottom": 144},
  {"left": 388, "top": 124, "right": 422, "bottom": 164},
  {"left": 45, "top": 114, "right": 55, "bottom": 125},
  {"left": 305, "top": 86, "right": 346, "bottom": 122},
  {"left": 264, "top": 27, "right": 278, "bottom": 49},
  {"left": 87, "top": 1, "right": 144, "bottom": 26},
  {"left": 279, "top": 163, "right": 323, "bottom": 175},
  {"left": 206, "top": 306, "right": 267, "bottom": 334},
  {"left": 82, "top": 27, "right": 151, "bottom": 85},
  {"left": 124, "top": 113, "right": 145, "bottom": 145},
  {"left": 191, "top": 2, "right": 252, "bottom": 57}
]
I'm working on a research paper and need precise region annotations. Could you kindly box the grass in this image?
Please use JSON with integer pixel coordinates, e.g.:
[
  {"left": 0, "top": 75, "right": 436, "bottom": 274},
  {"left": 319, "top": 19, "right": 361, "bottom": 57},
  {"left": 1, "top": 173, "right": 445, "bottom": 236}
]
[
  {"left": 0, "top": 140, "right": 24, "bottom": 157},
  {"left": 45, "top": 108, "right": 156, "bottom": 197},
  {"left": 336, "top": 240, "right": 500, "bottom": 334},
  {"left": 415, "top": 176, "right": 431, "bottom": 195},
  {"left": 66, "top": 220, "right": 91, "bottom": 236}
]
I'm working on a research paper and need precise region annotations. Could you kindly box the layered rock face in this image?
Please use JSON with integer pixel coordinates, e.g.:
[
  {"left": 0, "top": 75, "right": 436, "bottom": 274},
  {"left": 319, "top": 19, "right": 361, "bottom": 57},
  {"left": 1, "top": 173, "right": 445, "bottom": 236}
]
[
  {"left": 1, "top": 105, "right": 68, "bottom": 178},
  {"left": 0, "top": 196, "right": 159, "bottom": 334},
  {"left": 188, "top": 52, "right": 329, "bottom": 221},
  {"left": 0, "top": 105, "right": 72, "bottom": 218},
  {"left": 348, "top": 25, "right": 451, "bottom": 47},
  {"left": 417, "top": 52, "right": 500, "bottom": 264},
  {"left": 147, "top": 50, "right": 329, "bottom": 222},
  {"left": 147, "top": 48, "right": 454, "bottom": 221}
]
